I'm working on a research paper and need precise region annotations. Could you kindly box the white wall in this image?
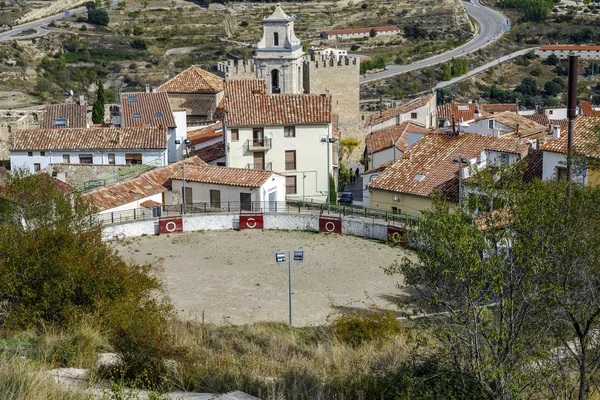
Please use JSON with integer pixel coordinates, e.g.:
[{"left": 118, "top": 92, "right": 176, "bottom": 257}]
[
  {"left": 544, "top": 108, "right": 568, "bottom": 120},
  {"left": 462, "top": 119, "right": 512, "bottom": 136},
  {"left": 101, "top": 212, "right": 389, "bottom": 242},
  {"left": 170, "top": 174, "right": 285, "bottom": 206},
  {"left": 226, "top": 124, "right": 332, "bottom": 202},
  {"left": 371, "top": 99, "right": 434, "bottom": 131},
  {"left": 357, "top": 171, "right": 381, "bottom": 207},
  {"left": 542, "top": 150, "right": 587, "bottom": 184},
  {"left": 10, "top": 149, "right": 167, "bottom": 173},
  {"left": 370, "top": 147, "right": 399, "bottom": 170},
  {"left": 171, "top": 112, "right": 188, "bottom": 163}
]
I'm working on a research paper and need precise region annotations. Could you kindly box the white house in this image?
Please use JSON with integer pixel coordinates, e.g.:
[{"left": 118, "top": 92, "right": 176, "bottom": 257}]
[
  {"left": 307, "top": 46, "right": 348, "bottom": 61},
  {"left": 364, "top": 122, "right": 430, "bottom": 170},
  {"left": 224, "top": 79, "right": 334, "bottom": 202},
  {"left": 321, "top": 25, "right": 400, "bottom": 40},
  {"left": 187, "top": 122, "right": 226, "bottom": 166},
  {"left": 535, "top": 45, "right": 600, "bottom": 60},
  {"left": 365, "top": 93, "right": 437, "bottom": 131},
  {"left": 461, "top": 111, "right": 548, "bottom": 139},
  {"left": 120, "top": 91, "right": 187, "bottom": 163},
  {"left": 10, "top": 127, "right": 168, "bottom": 174},
  {"left": 541, "top": 116, "right": 600, "bottom": 185},
  {"left": 170, "top": 164, "right": 285, "bottom": 211}
]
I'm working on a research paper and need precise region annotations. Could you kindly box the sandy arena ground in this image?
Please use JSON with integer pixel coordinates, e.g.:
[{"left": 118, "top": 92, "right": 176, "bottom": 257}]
[{"left": 115, "top": 230, "right": 410, "bottom": 326}]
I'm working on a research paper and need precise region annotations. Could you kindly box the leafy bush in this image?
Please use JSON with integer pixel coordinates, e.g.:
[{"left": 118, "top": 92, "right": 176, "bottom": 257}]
[
  {"left": 131, "top": 38, "right": 147, "bottom": 50},
  {"left": 330, "top": 309, "right": 401, "bottom": 347},
  {"left": 88, "top": 9, "right": 109, "bottom": 26},
  {"left": 240, "top": 21, "right": 248, "bottom": 27},
  {"left": 529, "top": 66, "right": 543, "bottom": 76},
  {"left": 545, "top": 53, "right": 559, "bottom": 65}
]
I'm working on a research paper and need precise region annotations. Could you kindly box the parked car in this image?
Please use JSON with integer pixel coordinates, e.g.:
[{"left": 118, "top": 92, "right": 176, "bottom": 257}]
[{"left": 338, "top": 193, "right": 353, "bottom": 205}]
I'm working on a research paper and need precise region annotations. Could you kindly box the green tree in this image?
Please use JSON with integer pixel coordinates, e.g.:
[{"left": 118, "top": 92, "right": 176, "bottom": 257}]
[
  {"left": 87, "top": 9, "right": 109, "bottom": 26},
  {"left": 85, "top": 1, "right": 96, "bottom": 11},
  {"left": 442, "top": 62, "right": 452, "bottom": 81},
  {"left": 545, "top": 53, "right": 559, "bottom": 66},
  {"left": 131, "top": 38, "right": 147, "bottom": 50},
  {"left": 329, "top": 174, "right": 337, "bottom": 204},
  {"left": 133, "top": 25, "right": 144, "bottom": 36},
  {"left": 92, "top": 80, "right": 105, "bottom": 124},
  {"left": 369, "top": 28, "right": 377, "bottom": 37}
]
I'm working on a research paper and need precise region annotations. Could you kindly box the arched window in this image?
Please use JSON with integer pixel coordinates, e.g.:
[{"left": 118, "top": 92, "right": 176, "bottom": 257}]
[
  {"left": 273, "top": 32, "right": 279, "bottom": 46},
  {"left": 271, "top": 69, "right": 280, "bottom": 93}
]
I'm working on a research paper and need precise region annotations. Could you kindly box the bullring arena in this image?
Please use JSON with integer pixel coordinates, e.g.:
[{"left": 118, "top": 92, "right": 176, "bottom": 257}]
[{"left": 108, "top": 212, "right": 411, "bottom": 326}]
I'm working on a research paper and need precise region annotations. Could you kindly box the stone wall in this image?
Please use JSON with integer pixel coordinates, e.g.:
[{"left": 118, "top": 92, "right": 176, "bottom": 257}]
[
  {"left": 42, "top": 164, "right": 140, "bottom": 186},
  {"left": 102, "top": 212, "right": 390, "bottom": 242},
  {"left": 0, "top": 110, "right": 41, "bottom": 163}
]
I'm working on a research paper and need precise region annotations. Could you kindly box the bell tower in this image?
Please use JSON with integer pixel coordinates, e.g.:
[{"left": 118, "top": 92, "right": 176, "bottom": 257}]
[{"left": 255, "top": 4, "right": 304, "bottom": 94}]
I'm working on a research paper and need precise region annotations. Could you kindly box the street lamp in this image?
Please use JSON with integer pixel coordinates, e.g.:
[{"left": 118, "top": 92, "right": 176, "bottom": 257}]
[
  {"left": 275, "top": 249, "right": 304, "bottom": 326},
  {"left": 320, "top": 135, "right": 336, "bottom": 213},
  {"left": 175, "top": 138, "right": 191, "bottom": 214}
]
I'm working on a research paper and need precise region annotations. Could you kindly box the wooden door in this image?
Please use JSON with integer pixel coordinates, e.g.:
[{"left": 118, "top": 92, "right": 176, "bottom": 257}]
[{"left": 253, "top": 151, "right": 265, "bottom": 170}]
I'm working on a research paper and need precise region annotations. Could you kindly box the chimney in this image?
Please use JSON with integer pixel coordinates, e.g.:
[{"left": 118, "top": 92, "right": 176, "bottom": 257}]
[
  {"left": 151, "top": 86, "right": 157, "bottom": 93},
  {"left": 79, "top": 95, "right": 85, "bottom": 106},
  {"left": 516, "top": 123, "right": 520, "bottom": 137},
  {"left": 552, "top": 125, "right": 561, "bottom": 139},
  {"left": 516, "top": 99, "right": 519, "bottom": 114},
  {"left": 474, "top": 104, "right": 481, "bottom": 119},
  {"left": 145, "top": 84, "right": 150, "bottom": 93},
  {"left": 452, "top": 113, "right": 456, "bottom": 135}
]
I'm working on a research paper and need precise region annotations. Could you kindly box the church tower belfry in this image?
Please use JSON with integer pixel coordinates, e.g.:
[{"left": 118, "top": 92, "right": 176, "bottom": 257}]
[{"left": 255, "top": 4, "right": 304, "bottom": 94}]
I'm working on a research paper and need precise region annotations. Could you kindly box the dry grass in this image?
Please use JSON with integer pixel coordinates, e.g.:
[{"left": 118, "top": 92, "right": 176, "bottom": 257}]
[
  {"left": 0, "top": 354, "right": 90, "bottom": 400},
  {"left": 165, "top": 317, "right": 414, "bottom": 398}
]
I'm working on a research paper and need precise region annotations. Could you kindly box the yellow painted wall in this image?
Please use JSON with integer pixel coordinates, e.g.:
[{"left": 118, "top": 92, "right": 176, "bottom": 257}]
[
  {"left": 369, "top": 190, "right": 434, "bottom": 216},
  {"left": 588, "top": 168, "right": 600, "bottom": 187}
]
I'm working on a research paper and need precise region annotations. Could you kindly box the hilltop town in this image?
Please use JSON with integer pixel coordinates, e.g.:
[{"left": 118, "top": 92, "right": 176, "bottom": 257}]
[{"left": 1, "top": 0, "right": 600, "bottom": 399}]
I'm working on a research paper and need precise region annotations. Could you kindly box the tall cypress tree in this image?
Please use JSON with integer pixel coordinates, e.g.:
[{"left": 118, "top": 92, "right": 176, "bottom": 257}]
[{"left": 92, "top": 80, "right": 105, "bottom": 124}]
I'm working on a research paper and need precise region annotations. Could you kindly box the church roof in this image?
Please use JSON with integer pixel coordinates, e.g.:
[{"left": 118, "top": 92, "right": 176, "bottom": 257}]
[{"left": 264, "top": 4, "right": 293, "bottom": 22}]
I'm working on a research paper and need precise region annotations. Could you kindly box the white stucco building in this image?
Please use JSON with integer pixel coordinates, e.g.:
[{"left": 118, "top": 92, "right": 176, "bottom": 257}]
[
  {"left": 10, "top": 127, "right": 168, "bottom": 174},
  {"left": 364, "top": 122, "right": 430, "bottom": 171},
  {"left": 321, "top": 25, "right": 400, "bottom": 41},
  {"left": 224, "top": 79, "right": 334, "bottom": 202},
  {"left": 170, "top": 164, "right": 285, "bottom": 211},
  {"left": 535, "top": 45, "right": 600, "bottom": 60},
  {"left": 365, "top": 93, "right": 437, "bottom": 131}
]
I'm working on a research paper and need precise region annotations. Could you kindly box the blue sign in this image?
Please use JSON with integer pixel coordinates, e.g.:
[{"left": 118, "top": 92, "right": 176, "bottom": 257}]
[
  {"left": 503, "top": 23, "right": 510, "bottom": 32},
  {"left": 64, "top": 10, "right": 70, "bottom": 17}
]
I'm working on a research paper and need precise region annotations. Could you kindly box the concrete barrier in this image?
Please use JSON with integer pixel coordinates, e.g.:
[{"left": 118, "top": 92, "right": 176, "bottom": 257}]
[{"left": 102, "top": 212, "right": 393, "bottom": 242}]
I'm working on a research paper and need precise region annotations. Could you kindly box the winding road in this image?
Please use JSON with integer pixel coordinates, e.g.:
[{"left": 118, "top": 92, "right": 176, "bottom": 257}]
[
  {"left": 361, "top": 0, "right": 509, "bottom": 84},
  {"left": 0, "top": 1, "right": 121, "bottom": 41}
]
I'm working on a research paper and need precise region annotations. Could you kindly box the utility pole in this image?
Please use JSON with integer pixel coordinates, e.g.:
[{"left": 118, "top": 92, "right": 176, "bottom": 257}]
[{"left": 567, "top": 54, "right": 578, "bottom": 198}]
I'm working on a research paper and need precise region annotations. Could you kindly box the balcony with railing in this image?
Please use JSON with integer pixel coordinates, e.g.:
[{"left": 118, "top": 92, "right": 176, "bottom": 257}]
[
  {"left": 246, "top": 138, "right": 272, "bottom": 151},
  {"left": 246, "top": 162, "right": 272, "bottom": 171}
]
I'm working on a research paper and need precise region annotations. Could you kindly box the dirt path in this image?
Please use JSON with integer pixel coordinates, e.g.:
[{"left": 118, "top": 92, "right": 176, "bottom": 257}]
[
  {"left": 116, "top": 230, "right": 409, "bottom": 326},
  {"left": 17, "top": 0, "right": 83, "bottom": 24}
]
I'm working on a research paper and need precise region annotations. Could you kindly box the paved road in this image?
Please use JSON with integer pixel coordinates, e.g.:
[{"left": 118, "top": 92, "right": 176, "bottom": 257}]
[
  {"left": 360, "top": 0, "right": 508, "bottom": 84},
  {"left": 0, "top": 1, "right": 121, "bottom": 41}
]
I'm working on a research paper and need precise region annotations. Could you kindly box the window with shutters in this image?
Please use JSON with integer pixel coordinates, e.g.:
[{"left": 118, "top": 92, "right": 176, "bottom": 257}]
[
  {"left": 284, "top": 126, "right": 296, "bottom": 137},
  {"left": 79, "top": 154, "right": 93, "bottom": 164},
  {"left": 231, "top": 128, "right": 239, "bottom": 141},
  {"left": 63, "top": 154, "right": 70, "bottom": 164},
  {"left": 210, "top": 189, "right": 221, "bottom": 208},
  {"left": 286, "top": 175, "right": 297, "bottom": 194},
  {"left": 285, "top": 150, "right": 296, "bottom": 170},
  {"left": 108, "top": 154, "right": 115, "bottom": 165},
  {"left": 34, "top": 163, "right": 40, "bottom": 172},
  {"left": 411, "top": 112, "right": 417, "bottom": 119},
  {"left": 125, "top": 153, "right": 142, "bottom": 165}
]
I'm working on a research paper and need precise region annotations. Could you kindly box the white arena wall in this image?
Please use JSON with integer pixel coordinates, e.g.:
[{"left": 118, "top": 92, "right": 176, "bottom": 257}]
[{"left": 102, "top": 213, "right": 390, "bottom": 242}]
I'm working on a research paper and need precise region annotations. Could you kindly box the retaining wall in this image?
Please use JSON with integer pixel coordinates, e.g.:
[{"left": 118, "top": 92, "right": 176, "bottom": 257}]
[{"left": 102, "top": 213, "right": 391, "bottom": 242}]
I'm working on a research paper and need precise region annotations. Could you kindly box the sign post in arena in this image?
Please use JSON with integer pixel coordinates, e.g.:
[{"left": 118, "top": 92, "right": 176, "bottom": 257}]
[
  {"left": 319, "top": 215, "right": 342, "bottom": 234},
  {"left": 239, "top": 212, "right": 264, "bottom": 230},
  {"left": 387, "top": 225, "right": 406, "bottom": 246},
  {"left": 159, "top": 216, "right": 183, "bottom": 234}
]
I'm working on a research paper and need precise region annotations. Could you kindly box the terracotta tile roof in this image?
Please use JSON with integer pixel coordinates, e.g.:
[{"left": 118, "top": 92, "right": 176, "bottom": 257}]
[
  {"left": 84, "top": 157, "right": 206, "bottom": 212},
  {"left": 140, "top": 199, "right": 161, "bottom": 208},
  {"left": 39, "top": 103, "right": 88, "bottom": 129},
  {"left": 581, "top": 101, "right": 600, "bottom": 117},
  {"left": 12, "top": 127, "right": 167, "bottom": 151},
  {"left": 523, "top": 114, "right": 550, "bottom": 127},
  {"left": 171, "top": 164, "right": 275, "bottom": 188},
  {"left": 324, "top": 25, "right": 400, "bottom": 36},
  {"left": 521, "top": 149, "right": 543, "bottom": 183},
  {"left": 365, "top": 93, "right": 434, "bottom": 128},
  {"left": 191, "top": 141, "right": 225, "bottom": 163},
  {"left": 365, "top": 122, "right": 429, "bottom": 154},
  {"left": 187, "top": 122, "right": 222, "bottom": 147},
  {"left": 539, "top": 45, "right": 600, "bottom": 51},
  {"left": 368, "top": 132, "right": 529, "bottom": 202},
  {"left": 157, "top": 66, "right": 224, "bottom": 94},
  {"left": 490, "top": 112, "right": 548, "bottom": 137},
  {"left": 549, "top": 119, "right": 569, "bottom": 131},
  {"left": 437, "top": 102, "right": 491, "bottom": 122},
  {"left": 121, "top": 92, "right": 177, "bottom": 128},
  {"left": 168, "top": 95, "right": 215, "bottom": 117},
  {"left": 225, "top": 79, "right": 332, "bottom": 127},
  {"left": 364, "top": 160, "right": 393, "bottom": 175},
  {"left": 480, "top": 103, "right": 517, "bottom": 113},
  {"left": 542, "top": 116, "right": 600, "bottom": 158}
]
